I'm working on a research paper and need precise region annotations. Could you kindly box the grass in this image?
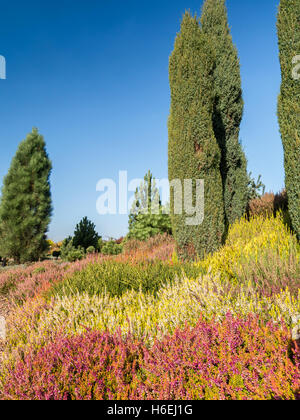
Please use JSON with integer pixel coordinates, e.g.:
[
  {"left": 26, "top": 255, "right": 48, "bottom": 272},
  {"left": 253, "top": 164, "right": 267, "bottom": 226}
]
[{"left": 47, "top": 259, "right": 202, "bottom": 299}]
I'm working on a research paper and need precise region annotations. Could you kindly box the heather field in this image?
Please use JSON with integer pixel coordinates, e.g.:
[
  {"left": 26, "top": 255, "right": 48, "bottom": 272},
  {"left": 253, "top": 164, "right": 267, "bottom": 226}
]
[
  {"left": 0, "top": 214, "right": 299, "bottom": 400},
  {"left": 0, "top": 0, "right": 299, "bottom": 405}
]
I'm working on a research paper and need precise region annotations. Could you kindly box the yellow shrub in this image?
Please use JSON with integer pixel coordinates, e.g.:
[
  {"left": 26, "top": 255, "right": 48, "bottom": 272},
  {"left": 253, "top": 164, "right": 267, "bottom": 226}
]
[
  {"left": 4, "top": 275, "right": 300, "bottom": 357},
  {"left": 198, "top": 214, "right": 299, "bottom": 280}
]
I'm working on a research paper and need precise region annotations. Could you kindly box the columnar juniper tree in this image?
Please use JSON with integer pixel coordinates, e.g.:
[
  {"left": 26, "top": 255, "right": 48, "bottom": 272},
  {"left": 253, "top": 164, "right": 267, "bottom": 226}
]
[
  {"left": 277, "top": 0, "right": 300, "bottom": 239},
  {"left": 168, "top": 12, "right": 225, "bottom": 259},
  {"left": 201, "top": 0, "right": 248, "bottom": 228},
  {"left": 0, "top": 128, "right": 52, "bottom": 263}
]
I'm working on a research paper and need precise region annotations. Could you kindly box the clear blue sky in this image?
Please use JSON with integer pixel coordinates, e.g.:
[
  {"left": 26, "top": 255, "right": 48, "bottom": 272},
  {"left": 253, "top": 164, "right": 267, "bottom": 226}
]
[{"left": 0, "top": 0, "right": 282, "bottom": 241}]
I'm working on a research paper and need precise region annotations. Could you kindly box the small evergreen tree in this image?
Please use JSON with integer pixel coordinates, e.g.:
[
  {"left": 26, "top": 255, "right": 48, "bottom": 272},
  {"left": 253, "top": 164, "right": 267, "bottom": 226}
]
[
  {"left": 201, "top": 0, "right": 248, "bottom": 227},
  {"left": 131, "top": 171, "right": 160, "bottom": 216},
  {"left": 60, "top": 237, "right": 85, "bottom": 262},
  {"left": 247, "top": 173, "right": 266, "bottom": 201},
  {"left": 60, "top": 237, "right": 75, "bottom": 261},
  {"left": 128, "top": 171, "right": 171, "bottom": 241},
  {"left": 72, "top": 217, "right": 100, "bottom": 251},
  {"left": 277, "top": 0, "right": 300, "bottom": 239},
  {"left": 0, "top": 128, "right": 52, "bottom": 263},
  {"left": 168, "top": 12, "right": 225, "bottom": 259}
]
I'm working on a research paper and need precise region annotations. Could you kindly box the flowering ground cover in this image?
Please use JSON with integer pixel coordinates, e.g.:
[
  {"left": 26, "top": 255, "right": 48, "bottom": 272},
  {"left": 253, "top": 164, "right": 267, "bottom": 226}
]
[
  {"left": 0, "top": 215, "right": 299, "bottom": 400},
  {"left": 1, "top": 316, "right": 299, "bottom": 400}
]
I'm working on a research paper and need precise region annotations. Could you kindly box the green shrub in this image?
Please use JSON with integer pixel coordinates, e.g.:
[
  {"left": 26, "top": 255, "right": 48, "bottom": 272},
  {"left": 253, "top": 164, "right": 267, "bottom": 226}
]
[
  {"left": 60, "top": 238, "right": 85, "bottom": 262},
  {"left": 47, "top": 260, "right": 201, "bottom": 299},
  {"left": 86, "top": 246, "right": 96, "bottom": 255},
  {"left": 98, "top": 238, "right": 104, "bottom": 253},
  {"left": 60, "top": 238, "right": 74, "bottom": 261},
  {"left": 65, "top": 248, "right": 85, "bottom": 263},
  {"left": 128, "top": 213, "right": 172, "bottom": 242},
  {"left": 101, "top": 240, "right": 123, "bottom": 256}
]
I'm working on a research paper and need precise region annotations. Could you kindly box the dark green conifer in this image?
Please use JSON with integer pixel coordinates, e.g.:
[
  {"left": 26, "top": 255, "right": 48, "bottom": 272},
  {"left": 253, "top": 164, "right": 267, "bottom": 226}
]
[
  {"left": 201, "top": 0, "right": 248, "bottom": 227},
  {"left": 277, "top": 0, "right": 300, "bottom": 239},
  {"left": 73, "top": 217, "right": 100, "bottom": 251},
  {"left": 168, "top": 12, "right": 225, "bottom": 259}
]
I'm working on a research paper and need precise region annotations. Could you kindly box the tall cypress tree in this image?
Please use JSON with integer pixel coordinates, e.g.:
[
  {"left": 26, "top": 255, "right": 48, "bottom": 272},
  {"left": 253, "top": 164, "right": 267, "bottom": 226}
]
[
  {"left": 201, "top": 0, "right": 248, "bottom": 227},
  {"left": 168, "top": 12, "right": 225, "bottom": 259},
  {"left": 0, "top": 128, "right": 52, "bottom": 263},
  {"left": 277, "top": 0, "right": 300, "bottom": 239}
]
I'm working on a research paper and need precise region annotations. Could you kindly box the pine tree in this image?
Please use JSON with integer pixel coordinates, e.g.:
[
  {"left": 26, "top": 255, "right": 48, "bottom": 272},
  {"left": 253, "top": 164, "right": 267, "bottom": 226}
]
[
  {"left": 130, "top": 171, "right": 161, "bottom": 216},
  {"left": 0, "top": 128, "right": 52, "bottom": 263},
  {"left": 277, "top": 0, "right": 300, "bottom": 239},
  {"left": 73, "top": 217, "right": 100, "bottom": 251},
  {"left": 201, "top": 0, "right": 248, "bottom": 227},
  {"left": 168, "top": 12, "right": 225, "bottom": 259},
  {"left": 129, "top": 171, "right": 171, "bottom": 241}
]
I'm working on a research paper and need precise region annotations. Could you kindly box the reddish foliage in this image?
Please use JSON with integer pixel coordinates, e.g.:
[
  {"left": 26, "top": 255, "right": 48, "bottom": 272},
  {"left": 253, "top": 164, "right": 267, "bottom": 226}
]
[{"left": 2, "top": 315, "right": 299, "bottom": 400}]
